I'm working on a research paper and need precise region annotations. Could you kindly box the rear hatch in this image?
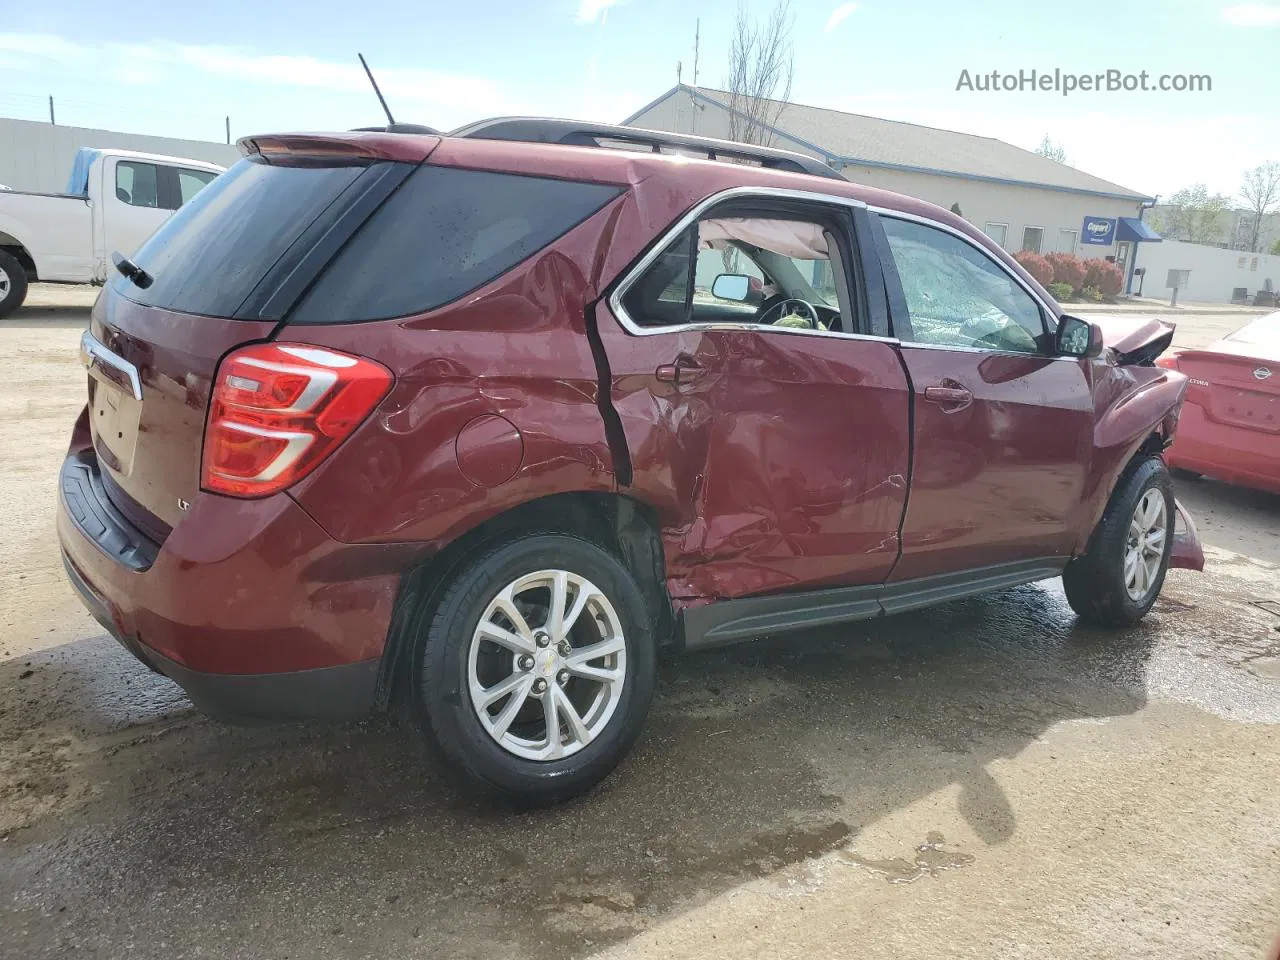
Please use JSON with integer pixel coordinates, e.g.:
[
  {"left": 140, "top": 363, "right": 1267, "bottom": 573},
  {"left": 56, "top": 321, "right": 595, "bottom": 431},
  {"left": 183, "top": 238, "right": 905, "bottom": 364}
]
[
  {"left": 1175, "top": 348, "right": 1280, "bottom": 435},
  {"left": 84, "top": 135, "right": 435, "bottom": 536}
]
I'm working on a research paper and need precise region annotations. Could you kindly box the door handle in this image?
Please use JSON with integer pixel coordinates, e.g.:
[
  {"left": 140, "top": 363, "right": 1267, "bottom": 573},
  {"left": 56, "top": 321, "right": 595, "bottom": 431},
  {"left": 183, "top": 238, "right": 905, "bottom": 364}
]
[
  {"left": 655, "top": 357, "right": 706, "bottom": 384},
  {"left": 923, "top": 384, "right": 973, "bottom": 409}
]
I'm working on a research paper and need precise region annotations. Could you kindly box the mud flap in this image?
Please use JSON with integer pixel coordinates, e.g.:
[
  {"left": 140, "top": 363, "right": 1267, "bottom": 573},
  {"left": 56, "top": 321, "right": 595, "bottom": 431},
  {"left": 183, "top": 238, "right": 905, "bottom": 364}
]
[{"left": 1169, "top": 498, "right": 1205, "bottom": 571}]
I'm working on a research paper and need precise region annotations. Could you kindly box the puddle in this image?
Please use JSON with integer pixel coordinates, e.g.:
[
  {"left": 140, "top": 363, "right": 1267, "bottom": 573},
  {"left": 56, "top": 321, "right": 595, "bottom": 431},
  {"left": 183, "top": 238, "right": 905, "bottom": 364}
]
[{"left": 837, "top": 831, "right": 974, "bottom": 884}]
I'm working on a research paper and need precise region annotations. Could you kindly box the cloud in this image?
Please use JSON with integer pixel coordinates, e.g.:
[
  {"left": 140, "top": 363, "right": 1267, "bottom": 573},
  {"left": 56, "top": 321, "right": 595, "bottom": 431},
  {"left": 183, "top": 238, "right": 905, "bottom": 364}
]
[
  {"left": 577, "top": 0, "right": 624, "bottom": 25},
  {"left": 0, "top": 32, "right": 506, "bottom": 113},
  {"left": 824, "top": 2, "right": 858, "bottom": 32},
  {"left": 1222, "top": 3, "right": 1280, "bottom": 25}
]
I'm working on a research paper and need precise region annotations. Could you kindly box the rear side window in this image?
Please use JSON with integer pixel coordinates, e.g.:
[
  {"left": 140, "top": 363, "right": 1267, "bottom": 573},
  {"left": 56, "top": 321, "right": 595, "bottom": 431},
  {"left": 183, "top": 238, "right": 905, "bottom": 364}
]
[
  {"left": 176, "top": 168, "right": 218, "bottom": 206},
  {"left": 290, "top": 166, "right": 622, "bottom": 324},
  {"left": 118, "top": 157, "right": 364, "bottom": 317}
]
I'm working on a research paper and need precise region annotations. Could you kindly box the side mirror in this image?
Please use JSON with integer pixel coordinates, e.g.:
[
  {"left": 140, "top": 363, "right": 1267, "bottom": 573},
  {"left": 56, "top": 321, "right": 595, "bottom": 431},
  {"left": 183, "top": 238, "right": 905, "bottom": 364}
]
[
  {"left": 712, "top": 273, "right": 752, "bottom": 303},
  {"left": 1056, "top": 315, "right": 1104, "bottom": 359}
]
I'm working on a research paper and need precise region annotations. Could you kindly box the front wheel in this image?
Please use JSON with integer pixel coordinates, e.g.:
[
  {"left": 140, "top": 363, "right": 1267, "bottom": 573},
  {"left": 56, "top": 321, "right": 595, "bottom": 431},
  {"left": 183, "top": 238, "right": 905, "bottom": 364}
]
[
  {"left": 0, "top": 250, "right": 30, "bottom": 319},
  {"left": 412, "top": 533, "right": 657, "bottom": 805},
  {"left": 1063, "top": 457, "right": 1174, "bottom": 626}
]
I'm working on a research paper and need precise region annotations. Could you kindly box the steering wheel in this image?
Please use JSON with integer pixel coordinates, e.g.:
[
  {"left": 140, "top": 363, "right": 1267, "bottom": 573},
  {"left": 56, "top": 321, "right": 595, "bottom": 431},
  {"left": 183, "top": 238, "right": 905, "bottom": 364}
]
[{"left": 758, "top": 298, "right": 822, "bottom": 330}]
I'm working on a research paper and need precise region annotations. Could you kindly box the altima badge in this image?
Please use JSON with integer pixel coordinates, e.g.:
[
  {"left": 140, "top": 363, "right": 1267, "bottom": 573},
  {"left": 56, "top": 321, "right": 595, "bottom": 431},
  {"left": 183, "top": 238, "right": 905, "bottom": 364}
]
[
  {"left": 177, "top": 498, "right": 190, "bottom": 511},
  {"left": 1255, "top": 367, "right": 1273, "bottom": 381}
]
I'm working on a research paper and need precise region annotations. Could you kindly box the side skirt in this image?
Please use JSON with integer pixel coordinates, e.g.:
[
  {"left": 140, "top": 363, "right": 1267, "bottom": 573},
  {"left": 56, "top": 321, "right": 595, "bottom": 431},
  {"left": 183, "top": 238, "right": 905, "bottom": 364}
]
[{"left": 679, "top": 557, "right": 1069, "bottom": 651}]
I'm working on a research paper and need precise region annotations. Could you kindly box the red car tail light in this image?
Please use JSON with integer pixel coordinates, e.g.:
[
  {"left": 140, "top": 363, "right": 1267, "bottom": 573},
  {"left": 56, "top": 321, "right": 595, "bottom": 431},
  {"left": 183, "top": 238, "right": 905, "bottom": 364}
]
[
  {"left": 1155, "top": 354, "right": 1179, "bottom": 371},
  {"left": 202, "top": 343, "right": 393, "bottom": 498}
]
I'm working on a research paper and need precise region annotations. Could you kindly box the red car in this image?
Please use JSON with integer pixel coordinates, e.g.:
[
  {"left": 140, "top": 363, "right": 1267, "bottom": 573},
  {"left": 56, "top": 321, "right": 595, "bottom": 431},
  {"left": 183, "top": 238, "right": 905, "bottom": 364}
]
[
  {"left": 1157, "top": 312, "right": 1280, "bottom": 494},
  {"left": 58, "top": 120, "right": 1203, "bottom": 803}
]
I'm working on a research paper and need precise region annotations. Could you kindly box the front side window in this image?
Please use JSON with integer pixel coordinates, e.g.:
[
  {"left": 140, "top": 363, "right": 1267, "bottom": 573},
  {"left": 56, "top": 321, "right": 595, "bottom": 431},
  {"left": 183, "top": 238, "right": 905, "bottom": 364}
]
[
  {"left": 1021, "top": 225, "right": 1044, "bottom": 253},
  {"left": 881, "top": 216, "right": 1046, "bottom": 355},
  {"left": 621, "top": 212, "right": 855, "bottom": 333},
  {"left": 115, "top": 161, "right": 159, "bottom": 208}
]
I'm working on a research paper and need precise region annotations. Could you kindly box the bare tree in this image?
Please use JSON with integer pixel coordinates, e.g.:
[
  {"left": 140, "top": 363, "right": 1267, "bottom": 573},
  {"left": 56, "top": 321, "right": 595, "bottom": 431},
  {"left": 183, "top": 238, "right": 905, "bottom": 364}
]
[
  {"left": 1148, "top": 184, "right": 1231, "bottom": 244},
  {"left": 1240, "top": 161, "right": 1280, "bottom": 252},
  {"left": 1034, "top": 134, "right": 1068, "bottom": 165},
  {"left": 724, "top": 0, "right": 794, "bottom": 148}
]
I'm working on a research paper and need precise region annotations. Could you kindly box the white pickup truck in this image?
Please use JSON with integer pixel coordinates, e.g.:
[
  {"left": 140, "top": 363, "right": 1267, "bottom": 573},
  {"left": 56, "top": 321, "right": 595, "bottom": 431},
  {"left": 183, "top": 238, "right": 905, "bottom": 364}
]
[{"left": 0, "top": 148, "right": 225, "bottom": 317}]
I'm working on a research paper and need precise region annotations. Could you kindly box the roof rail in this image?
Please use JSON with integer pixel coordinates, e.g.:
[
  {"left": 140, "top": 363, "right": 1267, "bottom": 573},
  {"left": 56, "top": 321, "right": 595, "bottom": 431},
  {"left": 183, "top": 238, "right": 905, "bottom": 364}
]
[
  {"left": 449, "top": 117, "right": 845, "bottom": 181},
  {"left": 351, "top": 123, "right": 442, "bottom": 135}
]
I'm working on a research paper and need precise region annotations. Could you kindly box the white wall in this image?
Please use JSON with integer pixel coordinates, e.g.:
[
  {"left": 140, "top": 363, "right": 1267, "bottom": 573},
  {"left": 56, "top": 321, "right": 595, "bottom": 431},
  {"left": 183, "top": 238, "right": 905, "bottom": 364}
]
[
  {"left": 628, "top": 94, "right": 1144, "bottom": 260},
  {"left": 1133, "top": 239, "right": 1280, "bottom": 303},
  {"left": 0, "top": 118, "right": 241, "bottom": 194}
]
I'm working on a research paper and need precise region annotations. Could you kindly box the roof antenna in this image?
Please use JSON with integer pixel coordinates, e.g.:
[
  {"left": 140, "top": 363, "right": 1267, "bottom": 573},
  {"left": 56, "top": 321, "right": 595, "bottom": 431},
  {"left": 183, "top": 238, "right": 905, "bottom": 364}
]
[{"left": 358, "top": 53, "right": 396, "bottom": 126}]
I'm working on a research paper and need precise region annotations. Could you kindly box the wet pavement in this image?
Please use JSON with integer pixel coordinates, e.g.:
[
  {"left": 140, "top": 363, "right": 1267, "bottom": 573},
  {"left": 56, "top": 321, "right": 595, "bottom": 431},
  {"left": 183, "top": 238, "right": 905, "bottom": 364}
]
[{"left": 2, "top": 294, "right": 1279, "bottom": 959}]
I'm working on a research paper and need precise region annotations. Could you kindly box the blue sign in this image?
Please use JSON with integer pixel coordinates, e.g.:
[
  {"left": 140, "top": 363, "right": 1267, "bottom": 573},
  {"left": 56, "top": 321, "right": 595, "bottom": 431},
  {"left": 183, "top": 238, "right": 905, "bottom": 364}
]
[{"left": 1081, "top": 216, "right": 1117, "bottom": 246}]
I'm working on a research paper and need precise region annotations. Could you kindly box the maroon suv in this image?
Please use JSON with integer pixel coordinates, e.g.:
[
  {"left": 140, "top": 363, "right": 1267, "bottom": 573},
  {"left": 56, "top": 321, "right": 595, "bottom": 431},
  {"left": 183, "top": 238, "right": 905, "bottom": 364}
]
[{"left": 59, "top": 120, "right": 1203, "bottom": 803}]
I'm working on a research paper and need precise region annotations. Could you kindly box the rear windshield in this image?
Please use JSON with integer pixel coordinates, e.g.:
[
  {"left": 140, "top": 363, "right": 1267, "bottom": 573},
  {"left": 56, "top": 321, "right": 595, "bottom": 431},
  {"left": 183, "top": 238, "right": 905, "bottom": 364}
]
[
  {"left": 1228, "top": 314, "right": 1279, "bottom": 348},
  {"left": 116, "top": 157, "right": 363, "bottom": 317},
  {"left": 289, "top": 166, "right": 622, "bottom": 324}
]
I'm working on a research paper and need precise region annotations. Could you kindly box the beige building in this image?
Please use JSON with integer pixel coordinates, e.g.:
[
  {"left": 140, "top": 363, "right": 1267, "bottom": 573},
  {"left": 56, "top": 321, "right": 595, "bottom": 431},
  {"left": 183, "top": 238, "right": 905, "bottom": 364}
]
[{"left": 625, "top": 86, "right": 1161, "bottom": 291}]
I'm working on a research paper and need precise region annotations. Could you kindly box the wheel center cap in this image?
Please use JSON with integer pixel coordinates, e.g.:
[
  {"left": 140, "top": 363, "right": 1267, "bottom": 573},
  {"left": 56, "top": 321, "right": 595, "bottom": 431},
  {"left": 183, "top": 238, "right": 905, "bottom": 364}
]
[{"left": 535, "top": 648, "right": 559, "bottom": 677}]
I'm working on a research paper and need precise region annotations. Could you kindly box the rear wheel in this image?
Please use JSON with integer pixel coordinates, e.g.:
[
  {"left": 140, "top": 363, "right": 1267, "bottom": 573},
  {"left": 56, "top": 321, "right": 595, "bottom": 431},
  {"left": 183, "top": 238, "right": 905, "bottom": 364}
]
[
  {"left": 1063, "top": 457, "right": 1174, "bottom": 626},
  {"left": 0, "top": 250, "right": 30, "bottom": 319},
  {"left": 412, "top": 533, "right": 657, "bottom": 805}
]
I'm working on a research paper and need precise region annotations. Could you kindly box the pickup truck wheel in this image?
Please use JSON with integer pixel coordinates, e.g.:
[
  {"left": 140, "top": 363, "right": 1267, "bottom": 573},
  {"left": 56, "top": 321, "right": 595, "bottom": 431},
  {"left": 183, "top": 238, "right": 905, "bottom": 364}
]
[
  {"left": 0, "top": 251, "right": 30, "bottom": 319},
  {"left": 1063, "top": 457, "right": 1174, "bottom": 626},
  {"left": 412, "top": 533, "right": 657, "bottom": 805}
]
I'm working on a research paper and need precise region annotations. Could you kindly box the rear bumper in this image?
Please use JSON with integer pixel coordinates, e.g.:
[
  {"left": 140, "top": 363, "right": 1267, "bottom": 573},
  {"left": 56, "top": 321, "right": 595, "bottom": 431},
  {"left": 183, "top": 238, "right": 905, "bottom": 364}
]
[
  {"left": 57, "top": 451, "right": 417, "bottom": 721},
  {"left": 1166, "top": 404, "right": 1280, "bottom": 495},
  {"left": 61, "top": 550, "right": 378, "bottom": 721}
]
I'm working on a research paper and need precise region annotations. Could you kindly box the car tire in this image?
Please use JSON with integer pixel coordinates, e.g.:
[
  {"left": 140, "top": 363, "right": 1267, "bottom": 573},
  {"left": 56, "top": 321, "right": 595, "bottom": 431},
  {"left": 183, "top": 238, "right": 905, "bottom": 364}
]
[
  {"left": 411, "top": 533, "right": 657, "bottom": 805},
  {"left": 0, "top": 250, "right": 30, "bottom": 319},
  {"left": 1062, "top": 456, "right": 1175, "bottom": 626}
]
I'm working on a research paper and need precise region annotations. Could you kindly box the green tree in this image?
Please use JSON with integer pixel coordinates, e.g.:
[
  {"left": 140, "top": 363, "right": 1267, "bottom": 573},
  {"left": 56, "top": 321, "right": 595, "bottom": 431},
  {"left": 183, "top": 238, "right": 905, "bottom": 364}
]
[
  {"left": 1148, "top": 184, "right": 1230, "bottom": 244},
  {"left": 1034, "top": 134, "right": 1068, "bottom": 164},
  {"left": 1271, "top": 238, "right": 1280, "bottom": 255}
]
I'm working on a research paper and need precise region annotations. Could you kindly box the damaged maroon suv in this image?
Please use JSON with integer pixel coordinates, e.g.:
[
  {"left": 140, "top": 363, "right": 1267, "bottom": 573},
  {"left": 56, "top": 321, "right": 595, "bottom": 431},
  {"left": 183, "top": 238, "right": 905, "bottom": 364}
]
[{"left": 59, "top": 120, "right": 1203, "bottom": 803}]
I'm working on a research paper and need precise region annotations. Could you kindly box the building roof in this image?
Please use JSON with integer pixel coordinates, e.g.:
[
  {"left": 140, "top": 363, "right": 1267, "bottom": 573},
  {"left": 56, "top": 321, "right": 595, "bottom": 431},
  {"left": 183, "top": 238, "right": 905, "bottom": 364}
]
[{"left": 625, "top": 85, "right": 1152, "bottom": 203}]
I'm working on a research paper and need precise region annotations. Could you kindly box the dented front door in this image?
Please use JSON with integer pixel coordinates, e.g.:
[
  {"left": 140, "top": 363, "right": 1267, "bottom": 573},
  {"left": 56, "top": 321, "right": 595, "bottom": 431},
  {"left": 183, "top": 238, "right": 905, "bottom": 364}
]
[{"left": 595, "top": 306, "right": 911, "bottom": 602}]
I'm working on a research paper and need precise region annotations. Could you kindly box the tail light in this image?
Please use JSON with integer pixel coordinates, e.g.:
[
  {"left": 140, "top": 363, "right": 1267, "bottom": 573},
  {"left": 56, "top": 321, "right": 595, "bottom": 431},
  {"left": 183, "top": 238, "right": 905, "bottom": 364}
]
[
  {"left": 1155, "top": 354, "right": 1179, "bottom": 371},
  {"left": 202, "top": 343, "right": 392, "bottom": 498}
]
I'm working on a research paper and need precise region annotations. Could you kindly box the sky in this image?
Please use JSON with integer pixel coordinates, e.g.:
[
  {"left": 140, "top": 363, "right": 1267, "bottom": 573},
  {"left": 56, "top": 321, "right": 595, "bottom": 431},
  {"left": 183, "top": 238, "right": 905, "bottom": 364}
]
[{"left": 0, "top": 0, "right": 1277, "bottom": 200}]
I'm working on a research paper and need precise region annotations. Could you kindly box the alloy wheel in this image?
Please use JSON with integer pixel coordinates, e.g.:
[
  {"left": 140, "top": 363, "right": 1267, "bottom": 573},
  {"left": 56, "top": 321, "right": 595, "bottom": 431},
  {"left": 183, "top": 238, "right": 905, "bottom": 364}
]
[
  {"left": 467, "top": 569, "right": 627, "bottom": 761},
  {"left": 1124, "top": 489, "right": 1167, "bottom": 601},
  {"left": 0, "top": 265, "right": 10, "bottom": 300}
]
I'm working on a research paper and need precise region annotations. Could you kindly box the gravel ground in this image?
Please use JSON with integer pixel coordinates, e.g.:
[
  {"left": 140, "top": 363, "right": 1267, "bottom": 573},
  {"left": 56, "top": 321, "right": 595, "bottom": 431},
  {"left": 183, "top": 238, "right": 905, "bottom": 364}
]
[{"left": 1, "top": 286, "right": 1278, "bottom": 960}]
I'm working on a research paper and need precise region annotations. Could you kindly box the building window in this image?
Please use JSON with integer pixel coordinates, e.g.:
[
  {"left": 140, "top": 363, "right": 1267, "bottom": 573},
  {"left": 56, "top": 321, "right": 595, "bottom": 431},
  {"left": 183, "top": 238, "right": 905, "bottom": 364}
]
[
  {"left": 1021, "top": 226, "right": 1044, "bottom": 254},
  {"left": 984, "top": 222, "right": 1009, "bottom": 248},
  {"left": 1056, "top": 228, "right": 1078, "bottom": 254}
]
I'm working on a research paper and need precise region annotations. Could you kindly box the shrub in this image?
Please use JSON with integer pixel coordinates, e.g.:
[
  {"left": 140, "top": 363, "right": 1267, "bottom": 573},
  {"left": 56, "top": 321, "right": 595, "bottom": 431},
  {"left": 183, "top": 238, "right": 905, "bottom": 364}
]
[
  {"left": 1082, "top": 258, "right": 1123, "bottom": 297},
  {"left": 1080, "top": 285, "right": 1104, "bottom": 302},
  {"left": 1096, "top": 261, "right": 1124, "bottom": 297},
  {"left": 1044, "top": 252, "right": 1087, "bottom": 292},
  {"left": 1048, "top": 281, "right": 1075, "bottom": 301},
  {"left": 1012, "top": 250, "right": 1054, "bottom": 287}
]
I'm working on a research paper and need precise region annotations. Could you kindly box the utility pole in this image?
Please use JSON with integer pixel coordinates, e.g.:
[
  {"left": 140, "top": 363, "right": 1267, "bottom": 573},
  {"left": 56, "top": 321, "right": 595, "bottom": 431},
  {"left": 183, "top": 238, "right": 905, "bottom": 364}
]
[
  {"left": 48, "top": 96, "right": 55, "bottom": 125},
  {"left": 693, "top": 19, "right": 700, "bottom": 87},
  {"left": 225, "top": 116, "right": 231, "bottom": 145}
]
